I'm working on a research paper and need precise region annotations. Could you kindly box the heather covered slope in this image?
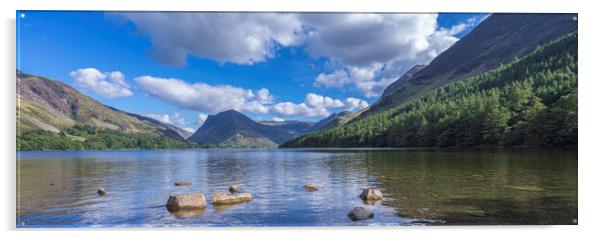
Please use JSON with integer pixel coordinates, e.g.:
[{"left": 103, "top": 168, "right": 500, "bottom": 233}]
[
  {"left": 282, "top": 33, "right": 577, "bottom": 148},
  {"left": 17, "top": 72, "right": 192, "bottom": 150}
]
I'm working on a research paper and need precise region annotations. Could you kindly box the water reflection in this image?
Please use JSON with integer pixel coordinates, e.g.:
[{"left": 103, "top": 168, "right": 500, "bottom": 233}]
[
  {"left": 17, "top": 148, "right": 576, "bottom": 227},
  {"left": 359, "top": 149, "right": 577, "bottom": 224}
]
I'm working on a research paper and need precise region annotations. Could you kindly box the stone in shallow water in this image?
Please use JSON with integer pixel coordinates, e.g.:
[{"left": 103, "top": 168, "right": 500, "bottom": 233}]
[
  {"left": 348, "top": 207, "right": 374, "bottom": 221},
  {"left": 303, "top": 183, "right": 318, "bottom": 192},
  {"left": 175, "top": 181, "right": 192, "bottom": 186},
  {"left": 97, "top": 188, "right": 107, "bottom": 196},
  {"left": 212, "top": 192, "right": 252, "bottom": 205},
  {"left": 229, "top": 185, "right": 240, "bottom": 193},
  {"left": 169, "top": 208, "right": 206, "bottom": 218},
  {"left": 362, "top": 199, "right": 382, "bottom": 205},
  {"left": 166, "top": 193, "right": 206, "bottom": 211},
  {"left": 359, "top": 188, "right": 383, "bottom": 201}
]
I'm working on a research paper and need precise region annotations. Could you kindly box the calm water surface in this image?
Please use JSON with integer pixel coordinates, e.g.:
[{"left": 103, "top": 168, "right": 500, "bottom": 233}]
[{"left": 17, "top": 148, "right": 577, "bottom": 227}]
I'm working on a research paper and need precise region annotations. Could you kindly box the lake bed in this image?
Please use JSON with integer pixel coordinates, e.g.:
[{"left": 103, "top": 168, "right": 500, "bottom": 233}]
[{"left": 16, "top": 148, "right": 577, "bottom": 227}]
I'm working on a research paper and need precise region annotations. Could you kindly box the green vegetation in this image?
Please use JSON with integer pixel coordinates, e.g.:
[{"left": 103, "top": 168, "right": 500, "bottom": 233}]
[
  {"left": 282, "top": 33, "right": 577, "bottom": 148},
  {"left": 17, "top": 125, "right": 202, "bottom": 151}
]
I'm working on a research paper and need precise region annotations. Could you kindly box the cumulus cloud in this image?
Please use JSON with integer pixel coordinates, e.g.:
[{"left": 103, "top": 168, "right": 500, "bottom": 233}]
[
  {"left": 118, "top": 13, "right": 303, "bottom": 66},
  {"left": 69, "top": 68, "right": 133, "bottom": 98},
  {"left": 198, "top": 113, "right": 208, "bottom": 125},
  {"left": 302, "top": 14, "right": 438, "bottom": 66},
  {"left": 271, "top": 93, "right": 368, "bottom": 118},
  {"left": 118, "top": 13, "right": 475, "bottom": 68},
  {"left": 310, "top": 19, "right": 471, "bottom": 98},
  {"left": 272, "top": 117, "right": 285, "bottom": 122},
  {"left": 314, "top": 63, "right": 391, "bottom": 97},
  {"left": 145, "top": 113, "right": 172, "bottom": 124},
  {"left": 135, "top": 75, "right": 272, "bottom": 114},
  {"left": 118, "top": 12, "right": 483, "bottom": 98},
  {"left": 145, "top": 112, "right": 191, "bottom": 127}
]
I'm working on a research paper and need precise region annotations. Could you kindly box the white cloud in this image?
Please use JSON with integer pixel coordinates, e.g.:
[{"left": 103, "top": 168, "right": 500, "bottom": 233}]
[
  {"left": 118, "top": 13, "right": 303, "bottom": 66},
  {"left": 69, "top": 68, "right": 133, "bottom": 98},
  {"left": 315, "top": 70, "right": 349, "bottom": 88},
  {"left": 270, "top": 93, "right": 368, "bottom": 118},
  {"left": 311, "top": 19, "right": 469, "bottom": 98},
  {"left": 118, "top": 13, "right": 482, "bottom": 98},
  {"left": 145, "top": 113, "right": 172, "bottom": 124},
  {"left": 144, "top": 112, "right": 191, "bottom": 128},
  {"left": 272, "top": 117, "right": 285, "bottom": 122},
  {"left": 302, "top": 14, "right": 438, "bottom": 67},
  {"left": 313, "top": 63, "right": 391, "bottom": 97},
  {"left": 198, "top": 113, "right": 208, "bottom": 125},
  {"left": 342, "top": 97, "right": 370, "bottom": 111},
  {"left": 135, "top": 75, "right": 272, "bottom": 114}
]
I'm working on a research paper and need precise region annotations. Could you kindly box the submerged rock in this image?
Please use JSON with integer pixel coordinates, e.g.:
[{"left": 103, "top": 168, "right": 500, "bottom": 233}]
[
  {"left": 348, "top": 207, "right": 374, "bottom": 221},
  {"left": 166, "top": 193, "right": 206, "bottom": 211},
  {"left": 359, "top": 188, "right": 383, "bottom": 201},
  {"left": 212, "top": 192, "right": 252, "bottom": 205},
  {"left": 175, "top": 181, "right": 192, "bottom": 186},
  {"left": 303, "top": 183, "right": 318, "bottom": 192},
  {"left": 229, "top": 185, "right": 240, "bottom": 193},
  {"left": 169, "top": 208, "right": 206, "bottom": 218},
  {"left": 362, "top": 199, "right": 382, "bottom": 206},
  {"left": 97, "top": 188, "right": 107, "bottom": 196}
]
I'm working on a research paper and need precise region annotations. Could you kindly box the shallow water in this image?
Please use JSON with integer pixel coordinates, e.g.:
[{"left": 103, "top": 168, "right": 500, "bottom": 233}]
[{"left": 16, "top": 148, "right": 577, "bottom": 227}]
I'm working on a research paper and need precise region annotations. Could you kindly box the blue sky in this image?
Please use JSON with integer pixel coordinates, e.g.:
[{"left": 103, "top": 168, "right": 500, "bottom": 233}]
[{"left": 17, "top": 11, "right": 488, "bottom": 132}]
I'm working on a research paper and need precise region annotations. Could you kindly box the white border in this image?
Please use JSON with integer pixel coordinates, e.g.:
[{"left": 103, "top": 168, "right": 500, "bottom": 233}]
[{"left": 2, "top": 0, "right": 601, "bottom": 239}]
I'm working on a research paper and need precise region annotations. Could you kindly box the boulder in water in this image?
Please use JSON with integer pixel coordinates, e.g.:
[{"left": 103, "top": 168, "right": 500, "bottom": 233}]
[
  {"left": 348, "top": 207, "right": 374, "bottom": 221},
  {"left": 303, "top": 183, "right": 318, "bottom": 192},
  {"left": 97, "top": 188, "right": 107, "bottom": 196},
  {"left": 229, "top": 185, "right": 240, "bottom": 193},
  {"left": 212, "top": 192, "right": 252, "bottom": 205},
  {"left": 175, "top": 181, "right": 192, "bottom": 186},
  {"left": 359, "top": 188, "right": 383, "bottom": 201},
  {"left": 166, "top": 193, "right": 206, "bottom": 211}
]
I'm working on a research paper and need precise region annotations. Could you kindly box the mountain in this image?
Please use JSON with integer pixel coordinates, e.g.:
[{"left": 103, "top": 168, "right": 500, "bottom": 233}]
[
  {"left": 308, "top": 111, "right": 353, "bottom": 131},
  {"left": 17, "top": 71, "right": 192, "bottom": 150},
  {"left": 362, "top": 13, "right": 577, "bottom": 118},
  {"left": 282, "top": 32, "right": 577, "bottom": 148},
  {"left": 188, "top": 110, "right": 349, "bottom": 147},
  {"left": 381, "top": 64, "right": 426, "bottom": 98}
]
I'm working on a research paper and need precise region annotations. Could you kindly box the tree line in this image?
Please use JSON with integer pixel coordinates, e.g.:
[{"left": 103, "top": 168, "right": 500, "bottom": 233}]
[
  {"left": 17, "top": 124, "right": 205, "bottom": 151},
  {"left": 282, "top": 33, "right": 577, "bottom": 148}
]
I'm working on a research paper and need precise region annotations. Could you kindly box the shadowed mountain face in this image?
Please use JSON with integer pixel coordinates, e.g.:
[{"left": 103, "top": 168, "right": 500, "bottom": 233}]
[
  {"left": 188, "top": 110, "right": 349, "bottom": 147},
  {"left": 17, "top": 71, "right": 191, "bottom": 140},
  {"left": 381, "top": 64, "right": 426, "bottom": 98},
  {"left": 364, "top": 13, "right": 577, "bottom": 117},
  {"left": 308, "top": 111, "right": 353, "bottom": 131}
]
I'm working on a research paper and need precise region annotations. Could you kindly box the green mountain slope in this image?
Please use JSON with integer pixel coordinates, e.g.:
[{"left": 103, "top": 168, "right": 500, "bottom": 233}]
[
  {"left": 363, "top": 13, "right": 577, "bottom": 119},
  {"left": 281, "top": 33, "right": 577, "bottom": 148},
  {"left": 17, "top": 71, "right": 193, "bottom": 150}
]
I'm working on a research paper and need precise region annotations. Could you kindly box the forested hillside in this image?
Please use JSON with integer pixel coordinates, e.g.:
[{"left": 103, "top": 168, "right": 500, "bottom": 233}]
[
  {"left": 365, "top": 13, "right": 577, "bottom": 118},
  {"left": 282, "top": 33, "right": 577, "bottom": 148}
]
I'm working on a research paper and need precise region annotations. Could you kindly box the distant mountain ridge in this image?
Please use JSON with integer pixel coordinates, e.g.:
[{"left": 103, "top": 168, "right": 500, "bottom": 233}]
[
  {"left": 362, "top": 13, "right": 578, "bottom": 118},
  {"left": 188, "top": 110, "right": 349, "bottom": 147}
]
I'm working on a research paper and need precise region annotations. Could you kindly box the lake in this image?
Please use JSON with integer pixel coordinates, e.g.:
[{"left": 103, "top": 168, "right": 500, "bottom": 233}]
[{"left": 16, "top": 148, "right": 577, "bottom": 227}]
